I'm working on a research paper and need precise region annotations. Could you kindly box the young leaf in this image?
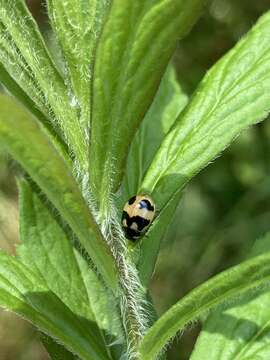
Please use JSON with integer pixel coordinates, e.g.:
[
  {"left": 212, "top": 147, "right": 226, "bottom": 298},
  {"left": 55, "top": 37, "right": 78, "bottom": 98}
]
[
  {"left": 47, "top": 0, "right": 111, "bottom": 129},
  {"left": 0, "top": 94, "right": 118, "bottom": 291},
  {"left": 89, "top": 0, "right": 207, "bottom": 211},
  {"left": 121, "top": 64, "right": 188, "bottom": 202},
  {"left": 190, "top": 232, "right": 270, "bottom": 360},
  {"left": 0, "top": 250, "right": 110, "bottom": 360},
  {"left": 0, "top": 1, "right": 87, "bottom": 169},
  {"left": 141, "top": 10, "right": 270, "bottom": 211},
  {"left": 139, "top": 251, "right": 270, "bottom": 360}
]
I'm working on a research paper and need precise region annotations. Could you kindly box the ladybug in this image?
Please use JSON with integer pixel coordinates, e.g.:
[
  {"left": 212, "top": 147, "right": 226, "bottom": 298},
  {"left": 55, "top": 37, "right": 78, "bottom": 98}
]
[{"left": 122, "top": 194, "right": 156, "bottom": 241}]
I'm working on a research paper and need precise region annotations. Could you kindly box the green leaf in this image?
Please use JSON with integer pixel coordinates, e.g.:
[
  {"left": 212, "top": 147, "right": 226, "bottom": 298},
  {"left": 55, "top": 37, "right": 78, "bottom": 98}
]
[
  {"left": 74, "top": 250, "right": 123, "bottom": 342},
  {"left": 121, "top": 64, "right": 188, "bottom": 202},
  {"left": 0, "top": 189, "right": 18, "bottom": 253},
  {"left": 17, "top": 180, "right": 96, "bottom": 322},
  {"left": 191, "top": 292, "right": 270, "bottom": 360},
  {"left": 0, "top": 94, "right": 118, "bottom": 291},
  {"left": 0, "top": 1, "right": 87, "bottom": 169},
  {"left": 41, "top": 334, "right": 77, "bottom": 360},
  {"left": 47, "top": 0, "right": 110, "bottom": 129},
  {"left": 119, "top": 64, "right": 187, "bottom": 285},
  {"left": 139, "top": 251, "right": 270, "bottom": 360},
  {"left": 0, "top": 250, "right": 110, "bottom": 360},
  {"left": 0, "top": 63, "right": 70, "bottom": 164},
  {"left": 190, "top": 232, "right": 270, "bottom": 360},
  {"left": 137, "top": 190, "right": 182, "bottom": 286},
  {"left": 141, "top": 10, "right": 270, "bottom": 210},
  {"left": 89, "top": 0, "right": 207, "bottom": 212},
  {"left": 0, "top": 63, "right": 48, "bottom": 126},
  {"left": 17, "top": 179, "right": 123, "bottom": 349},
  {"left": 249, "top": 232, "right": 270, "bottom": 259}
]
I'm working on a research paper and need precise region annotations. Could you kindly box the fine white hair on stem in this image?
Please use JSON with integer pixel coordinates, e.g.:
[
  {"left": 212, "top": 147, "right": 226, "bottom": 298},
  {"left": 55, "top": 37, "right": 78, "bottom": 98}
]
[
  {"left": 98, "top": 193, "right": 150, "bottom": 359},
  {"left": 82, "top": 155, "right": 150, "bottom": 358}
]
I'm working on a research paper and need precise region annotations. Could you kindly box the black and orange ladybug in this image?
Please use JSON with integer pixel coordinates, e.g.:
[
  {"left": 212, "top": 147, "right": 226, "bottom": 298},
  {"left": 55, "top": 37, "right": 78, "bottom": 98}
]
[{"left": 122, "top": 194, "right": 156, "bottom": 241}]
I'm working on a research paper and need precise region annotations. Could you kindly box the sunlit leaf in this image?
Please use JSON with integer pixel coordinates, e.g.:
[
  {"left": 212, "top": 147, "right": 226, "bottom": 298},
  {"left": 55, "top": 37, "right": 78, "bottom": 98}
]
[
  {"left": 140, "top": 251, "right": 270, "bottom": 360},
  {"left": 121, "top": 63, "right": 188, "bottom": 202},
  {"left": 0, "top": 63, "right": 47, "bottom": 125},
  {"left": 0, "top": 250, "right": 110, "bottom": 360},
  {"left": 89, "top": 0, "right": 207, "bottom": 213},
  {"left": 47, "top": 0, "right": 110, "bottom": 129},
  {"left": 17, "top": 180, "right": 96, "bottom": 322},
  {"left": 190, "top": 232, "right": 270, "bottom": 360},
  {"left": 0, "top": 0, "right": 87, "bottom": 169},
  {"left": 18, "top": 180, "right": 123, "bottom": 357},
  {"left": 0, "top": 95, "right": 118, "bottom": 291},
  {"left": 142, "top": 11, "right": 270, "bottom": 210},
  {"left": 119, "top": 64, "right": 188, "bottom": 285},
  {"left": 137, "top": 11, "right": 270, "bottom": 283}
]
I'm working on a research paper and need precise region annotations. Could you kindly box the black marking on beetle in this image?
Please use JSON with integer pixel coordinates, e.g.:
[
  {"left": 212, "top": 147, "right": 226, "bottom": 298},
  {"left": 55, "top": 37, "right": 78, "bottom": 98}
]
[
  {"left": 128, "top": 195, "right": 137, "bottom": 205},
  {"left": 122, "top": 210, "right": 130, "bottom": 222},
  {"left": 130, "top": 216, "right": 150, "bottom": 231},
  {"left": 123, "top": 227, "right": 140, "bottom": 241},
  {"left": 139, "top": 199, "right": 154, "bottom": 211},
  {"left": 122, "top": 211, "right": 134, "bottom": 227},
  {"left": 122, "top": 212, "right": 149, "bottom": 231}
]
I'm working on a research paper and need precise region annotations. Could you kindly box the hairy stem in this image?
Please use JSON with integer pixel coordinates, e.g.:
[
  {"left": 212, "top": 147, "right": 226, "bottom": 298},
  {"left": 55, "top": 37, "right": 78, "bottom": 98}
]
[{"left": 99, "top": 200, "right": 149, "bottom": 359}]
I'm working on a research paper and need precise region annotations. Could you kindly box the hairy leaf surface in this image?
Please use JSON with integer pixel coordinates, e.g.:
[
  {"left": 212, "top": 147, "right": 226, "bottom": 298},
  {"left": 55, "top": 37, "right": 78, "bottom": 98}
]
[
  {"left": 142, "top": 11, "right": 270, "bottom": 210},
  {"left": 191, "top": 291, "right": 270, "bottom": 360},
  {"left": 119, "top": 65, "right": 188, "bottom": 285},
  {"left": 140, "top": 11, "right": 270, "bottom": 281},
  {"left": 89, "top": 0, "right": 207, "bottom": 212},
  {"left": 0, "top": 95, "right": 118, "bottom": 290},
  {"left": 0, "top": 63, "right": 48, "bottom": 125},
  {"left": 0, "top": 63, "right": 69, "bottom": 159},
  {"left": 140, "top": 251, "right": 270, "bottom": 359},
  {"left": 0, "top": 0, "right": 87, "bottom": 169},
  {"left": 17, "top": 180, "right": 95, "bottom": 321},
  {"left": 0, "top": 251, "right": 110, "bottom": 360},
  {"left": 47, "top": 0, "right": 110, "bottom": 129},
  {"left": 18, "top": 180, "right": 120, "bottom": 358},
  {"left": 121, "top": 64, "right": 188, "bottom": 202},
  {"left": 190, "top": 232, "right": 270, "bottom": 360},
  {"left": 74, "top": 250, "right": 123, "bottom": 342}
]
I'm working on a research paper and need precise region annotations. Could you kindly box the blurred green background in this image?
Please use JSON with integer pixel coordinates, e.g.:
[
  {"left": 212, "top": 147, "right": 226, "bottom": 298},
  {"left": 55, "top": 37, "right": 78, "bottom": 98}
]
[{"left": 0, "top": 0, "right": 270, "bottom": 359}]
